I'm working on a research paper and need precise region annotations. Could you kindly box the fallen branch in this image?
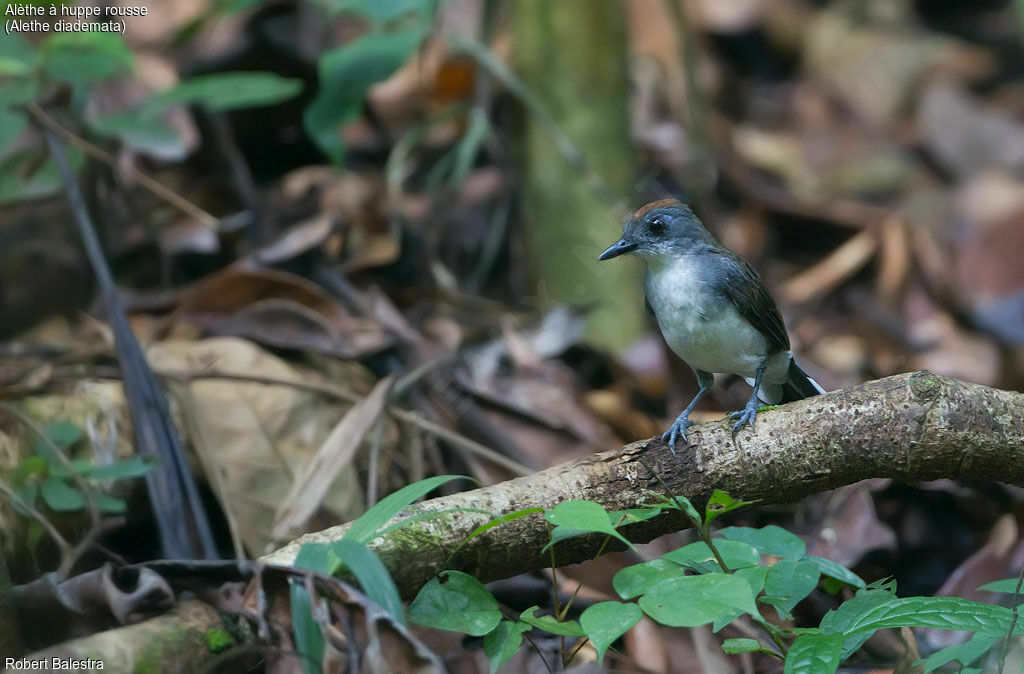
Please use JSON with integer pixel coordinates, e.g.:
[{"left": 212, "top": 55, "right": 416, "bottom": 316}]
[
  {"left": 17, "top": 371, "right": 1024, "bottom": 668},
  {"left": 262, "top": 370, "right": 1024, "bottom": 597}
]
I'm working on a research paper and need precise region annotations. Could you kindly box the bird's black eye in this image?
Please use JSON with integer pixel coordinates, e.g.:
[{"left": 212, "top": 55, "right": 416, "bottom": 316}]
[{"left": 648, "top": 217, "right": 666, "bottom": 234}]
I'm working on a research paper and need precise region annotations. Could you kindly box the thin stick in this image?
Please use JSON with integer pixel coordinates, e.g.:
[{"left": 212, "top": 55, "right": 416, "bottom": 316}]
[{"left": 26, "top": 103, "right": 219, "bottom": 229}]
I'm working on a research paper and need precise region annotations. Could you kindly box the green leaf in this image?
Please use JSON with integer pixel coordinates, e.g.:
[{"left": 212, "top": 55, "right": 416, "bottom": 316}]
[
  {"left": 78, "top": 456, "right": 153, "bottom": 480},
  {"left": 0, "top": 146, "right": 84, "bottom": 204},
  {"left": 978, "top": 578, "right": 1024, "bottom": 593},
  {"left": 464, "top": 508, "right": 544, "bottom": 545},
  {"left": 613, "top": 558, "right": 688, "bottom": 600},
  {"left": 40, "top": 478, "right": 85, "bottom": 512},
  {"left": 518, "top": 606, "right": 585, "bottom": 637},
  {"left": 408, "top": 570, "right": 501, "bottom": 636},
  {"left": 289, "top": 578, "right": 325, "bottom": 674},
  {"left": 805, "top": 556, "right": 865, "bottom": 589},
  {"left": 818, "top": 587, "right": 898, "bottom": 660},
  {"left": 148, "top": 72, "right": 303, "bottom": 113},
  {"left": 92, "top": 492, "right": 127, "bottom": 513},
  {"left": 610, "top": 506, "right": 665, "bottom": 525},
  {"left": 484, "top": 620, "right": 531, "bottom": 674},
  {"left": 0, "top": 106, "right": 26, "bottom": 154},
  {"left": 580, "top": 601, "right": 642, "bottom": 664},
  {"left": 294, "top": 542, "right": 332, "bottom": 574},
  {"left": 704, "top": 490, "right": 755, "bottom": 524},
  {"left": 764, "top": 559, "right": 821, "bottom": 615},
  {"left": 88, "top": 111, "right": 187, "bottom": 162},
  {"left": 304, "top": 29, "right": 424, "bottom": 163},
  {"left": 0, "top": 32, "right": 38, "bottom": 76},
  {"left": 646, "top": 491, "right": 702, "bottom": 524},
  {"left": 842, "top": 596, "right": 1016, "bottom": 635},
  {"left": 719, "top": 525, "right": 806, "bottom": 559},
  {"left": 37, "top": 420, "right": 82, "bottom": 453},
  {"left": 639, "top": 574, "right": 759, "bottom": 627},
  {"left": 12, "top": 483, "right": 38, "bottom": 515},
  {"left": 917, "top": 632, "right": 999, "bottom": 673},
  {"left": 330, "top": 539, "right": 405, "bottom": 624},
  {"left": 41, "top": 32, "right": 132, "bottom": 84},
  {"left": 722, "top": 637, "right": 772, "bottom": 655},
  {"left": 12, "top": 455, "right": 47, "bottom": 481},
  {"left": 345, "top": 475, "right": 468, "bottom": 544},
  {"left": 783, "top": 633, "right": 843, "bottom": 674},
  {"left": 318, "top": 0, "right": 431, "bottom": 22},
  {"left": 664, "top": 539, "right": 760, "bottom": 570},
  {"left": 735, "top": 565, "right": 770, "bottom": 595},
  {"left": 543, "top": 500, "right": 634, "bottom": 553}
]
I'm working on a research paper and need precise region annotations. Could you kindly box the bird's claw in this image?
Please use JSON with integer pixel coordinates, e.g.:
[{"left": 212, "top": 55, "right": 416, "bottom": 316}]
[
  {"left": 730, "top": 400, "right": 759, "bottom": 436},
  {"left": 661, "top": 415, "right": 695, "bottom": 456}
]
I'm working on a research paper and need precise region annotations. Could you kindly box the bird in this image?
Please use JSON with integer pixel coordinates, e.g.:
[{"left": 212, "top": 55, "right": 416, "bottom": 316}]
[{"left": 598, "top": 199, "right": 824, "bottom": 454}]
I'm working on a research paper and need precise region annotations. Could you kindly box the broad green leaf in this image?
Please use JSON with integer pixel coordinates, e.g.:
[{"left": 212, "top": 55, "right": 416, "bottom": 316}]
[
  {"left": 639, "top": 574, "right": 759, "bottom": 627},
  {"left": 613, "top": 558, "right": 688, "bottom": 600},
  {"left": 917, "top": 632, "right": 998, "bottom": 673},
  {"left": 79, "top": 456, "right": 153, "bottom": 480},
  {"left": 764, "top": 559, "right": 821, "bottom": 615},
  {"left": 0, "top": 147, "right": 84, "bottom": 204},
  {"left": 12, "top": 483, "right": 38, "bottom": 515},
  {"left": 735, "top": 565, "right": 770, "bottom": 595},
  {"left": 88, "top": 112, "right": 186, "bottom": 161},
  {"left": 580, "top": 601, "right": 642, "bottom": 663},
  {"left": 289, "top": 578, "right": 325, "bottom": 674},
  {"left": 645, "top": 491, "right": 701, "bottom": 524},
  {"left": 610, "top": 507, "right": 665, "bottom": 525},
  {"left": 543, "top": 500, "right": 633, "bottom": 552},
  {"left": 304, "top": 30, "right": 424, "bottom": 163},
  {"left": 42, "top": 32, "right": 132, "bottom": 84},
  {"left": 330, "top": 540, "right": 404, "bottom": 624},
  {"left": 92, "top": 492, "right": 127, "bottom": 513},
  {"left": 978, "top": 578, "right": 1024, "bottom": 593},
  {"left": 704, "top": 490, "right": 755, "bottom": 524},
  {"left": 783, "top": 633, "right": 843, "bottom": 674},
  {"left": 806, "top": 556, "right": 865, "bottom": 589},
  {"left": 0, "top": 78, "right": 39, "bottom": 107},
  {"left": 719, "top": 525, "right": 806, "bottom": 559},
  {"left": 408, "top": 570, "right": 501, "bottom": 636},
  {"left": 722, "top": 637, "right": 773, "bottom": 655},
  {"left": 843, "top": 596, "right": 1016, "bottom": 635},
  {"left": 0, "top": 33, "right": 38, "bottom": 76},
  {"left": 36, "top": 420, "right": 82, "bottom": 460},
  {"left": 464, "top": 508, "right": 544, "bottom": 544},
  {"left": 519, "top": 606, "right": 586, "bottom": 637},
  {"left": 345, "top": 475, "right": 468, "bottom": 544},
  {"left": 148, "top": 72, "right": 303, "bottom": 113},
  {"left": 40, "top": 478, "right": 84, "bottom": 511},
  {"left": 294, "top": 542, "right": 332, "bottom": 574},
  {"left": 484, "top": 620, "right": 531, "bottom": 674},
  {"left": 664, "top": 539, "right": 760, "bottom": 570},
  {"left": 318, "top": 0, "right": 431, "bottom": 22},
  {"left": 818, "top": 587, "right": 897, "bottom": 660},
  {"left": 0, "top": 106, "right": 26, "bottom": 154}
]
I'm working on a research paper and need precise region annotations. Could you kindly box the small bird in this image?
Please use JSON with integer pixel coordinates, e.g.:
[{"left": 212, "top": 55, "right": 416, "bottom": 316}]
[{"left": 598, "top": 199, "right": 824, "bottom": 454}]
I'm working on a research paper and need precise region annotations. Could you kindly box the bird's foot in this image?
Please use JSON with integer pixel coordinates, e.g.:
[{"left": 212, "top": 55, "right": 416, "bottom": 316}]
[
  {"left": 729, "top": 399, "right": 759, "bottom": 436},
  {"left": 661, "top": 414, "right": 695, "bottom": 456}
]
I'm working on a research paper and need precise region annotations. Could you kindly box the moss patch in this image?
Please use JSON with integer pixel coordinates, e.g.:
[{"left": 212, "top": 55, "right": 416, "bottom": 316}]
[{"left": 204, "top": 628, "right": 235, "bottom": 654}]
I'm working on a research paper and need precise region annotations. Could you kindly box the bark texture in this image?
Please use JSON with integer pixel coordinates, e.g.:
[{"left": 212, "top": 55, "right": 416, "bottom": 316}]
[{"left": 263, "top": 371, "right": 1024, "bottom": 597}]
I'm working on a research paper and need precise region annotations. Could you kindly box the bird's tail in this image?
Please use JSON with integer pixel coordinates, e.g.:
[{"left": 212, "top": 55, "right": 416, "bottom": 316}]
[{"left": 780, "top": 359, "right": 825, "bottom": 402}]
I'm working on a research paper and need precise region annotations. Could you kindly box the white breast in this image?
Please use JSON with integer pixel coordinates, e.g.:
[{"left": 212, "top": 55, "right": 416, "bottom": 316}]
[{"left": 644, "top": 255, "right": 775, "bottom": 380}]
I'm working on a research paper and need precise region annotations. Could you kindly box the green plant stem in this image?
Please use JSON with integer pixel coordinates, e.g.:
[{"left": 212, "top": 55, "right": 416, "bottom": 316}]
[{"left": 997, "top": 559, "right": 1024, "bottom": 672}]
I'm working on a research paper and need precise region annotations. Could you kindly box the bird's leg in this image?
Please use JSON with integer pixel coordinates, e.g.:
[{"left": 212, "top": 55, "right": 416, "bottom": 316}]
[
  {"left": 730, "top": 359, "right": 767, "bottom": 436},
  {"left": 662, "top": 370, "right": 714, "bottom": 455}
]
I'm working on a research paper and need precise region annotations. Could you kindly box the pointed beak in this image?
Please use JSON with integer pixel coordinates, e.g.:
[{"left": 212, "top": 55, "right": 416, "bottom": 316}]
[{"left": 598, "top": 238, "right": 637, "bottom": 261}]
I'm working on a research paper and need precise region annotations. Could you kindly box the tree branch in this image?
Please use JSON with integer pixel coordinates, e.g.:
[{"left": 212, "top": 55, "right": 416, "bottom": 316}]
[
  {"left": 18, "top": 371, "right": 1024, "bottom": 668},
  {"left": 261, "top": 370, "right": 1024, "bottom": 597}
]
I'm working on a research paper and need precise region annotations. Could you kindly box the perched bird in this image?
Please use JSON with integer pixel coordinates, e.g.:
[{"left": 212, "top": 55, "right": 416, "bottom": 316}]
[{"left": 598, "top": 199, "right": 824, "bottom": 454}]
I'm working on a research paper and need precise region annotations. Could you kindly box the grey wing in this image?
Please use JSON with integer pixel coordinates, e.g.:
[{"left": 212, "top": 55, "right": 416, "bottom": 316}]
[{"left": 714, "top": 251, "right": 790, "bottom": 353}]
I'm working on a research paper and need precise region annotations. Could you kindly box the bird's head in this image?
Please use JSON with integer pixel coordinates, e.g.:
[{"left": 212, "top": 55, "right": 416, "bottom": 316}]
[{"left": 598, "top": 199, "right": 711, "bottom": 262}]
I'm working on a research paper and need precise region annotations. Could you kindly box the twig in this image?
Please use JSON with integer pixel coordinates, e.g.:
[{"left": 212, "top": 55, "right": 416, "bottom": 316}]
[
  {"left": 0, "top": 478, "right": 73, "bottom": 565},
  {"left": 26, "top": 103, "right": 219, "bottom": 229}
]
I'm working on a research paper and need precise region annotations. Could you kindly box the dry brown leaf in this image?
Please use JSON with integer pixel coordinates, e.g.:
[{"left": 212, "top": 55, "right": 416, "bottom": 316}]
[
  {"left": 148, "top": 338, "right": 368, "bottom": 556},
  {"left": 273, "top": 376, "right": 394, "bottom": 540}
]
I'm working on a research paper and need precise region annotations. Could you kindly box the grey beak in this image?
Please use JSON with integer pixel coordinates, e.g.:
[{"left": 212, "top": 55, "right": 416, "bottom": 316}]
[{"left": 598, "top": 238, "right": 637, "bottom": 261}]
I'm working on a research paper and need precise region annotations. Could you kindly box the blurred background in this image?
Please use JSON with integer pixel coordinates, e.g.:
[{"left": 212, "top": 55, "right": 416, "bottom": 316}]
[{"left": 3, "top": 0, "right": 1024, "bottom": 670}]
